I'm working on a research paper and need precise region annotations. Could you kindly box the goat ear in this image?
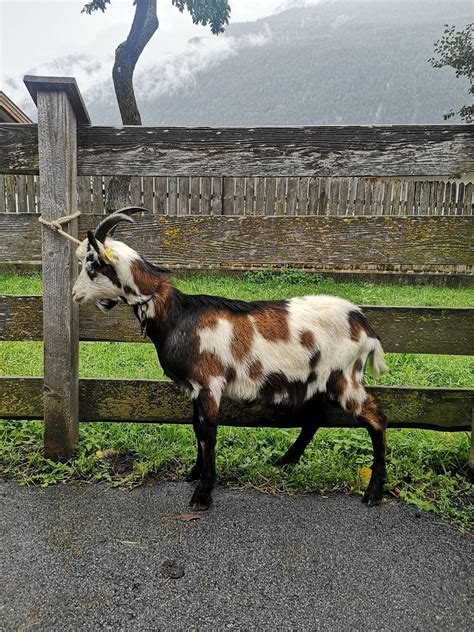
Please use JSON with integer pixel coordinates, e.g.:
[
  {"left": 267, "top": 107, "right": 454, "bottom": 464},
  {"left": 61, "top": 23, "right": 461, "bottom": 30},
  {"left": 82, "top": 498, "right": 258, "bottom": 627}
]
[{"left": 87, "top": 230, "right": 102, "bottom": 255}]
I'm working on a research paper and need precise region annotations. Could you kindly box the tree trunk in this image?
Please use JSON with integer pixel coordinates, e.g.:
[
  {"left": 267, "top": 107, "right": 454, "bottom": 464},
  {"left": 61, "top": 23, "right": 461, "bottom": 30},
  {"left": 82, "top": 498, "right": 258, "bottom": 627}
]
[{"left": 105, "top": 0, "right": 158, "bottom": 213}]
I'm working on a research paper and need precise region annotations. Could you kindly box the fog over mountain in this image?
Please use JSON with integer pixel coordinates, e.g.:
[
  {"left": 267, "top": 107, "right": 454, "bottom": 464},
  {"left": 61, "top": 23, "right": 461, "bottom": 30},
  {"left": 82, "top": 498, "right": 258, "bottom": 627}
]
[{"left": 8, "top": 0, "right": 473, "bottom": 125}]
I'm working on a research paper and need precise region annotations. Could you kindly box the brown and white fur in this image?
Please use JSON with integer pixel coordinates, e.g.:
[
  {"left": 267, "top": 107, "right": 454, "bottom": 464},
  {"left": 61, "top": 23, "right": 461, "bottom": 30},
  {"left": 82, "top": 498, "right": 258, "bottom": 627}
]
[{"left": 72, "top": 208, "right": 389, "bottom": 511}]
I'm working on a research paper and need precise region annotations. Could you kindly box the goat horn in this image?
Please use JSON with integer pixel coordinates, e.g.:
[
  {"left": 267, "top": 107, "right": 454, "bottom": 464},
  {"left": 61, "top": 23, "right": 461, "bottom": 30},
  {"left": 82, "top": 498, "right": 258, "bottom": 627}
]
[{"left": 94, "top": 207, "right": 147, "bottom": 242}]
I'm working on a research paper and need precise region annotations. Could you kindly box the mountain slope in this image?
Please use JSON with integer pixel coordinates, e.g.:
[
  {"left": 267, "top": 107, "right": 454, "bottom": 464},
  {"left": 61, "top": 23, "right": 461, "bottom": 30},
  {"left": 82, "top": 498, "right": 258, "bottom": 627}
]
[{"left": 82, "top": 0, "right": 474, "bottom": 124}]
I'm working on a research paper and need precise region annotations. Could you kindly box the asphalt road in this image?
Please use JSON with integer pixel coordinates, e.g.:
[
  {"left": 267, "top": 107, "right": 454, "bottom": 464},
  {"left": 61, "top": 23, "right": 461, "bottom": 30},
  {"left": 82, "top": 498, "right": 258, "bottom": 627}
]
[{"left": 1, "top": 479, "right": 471, "bottom": 631}]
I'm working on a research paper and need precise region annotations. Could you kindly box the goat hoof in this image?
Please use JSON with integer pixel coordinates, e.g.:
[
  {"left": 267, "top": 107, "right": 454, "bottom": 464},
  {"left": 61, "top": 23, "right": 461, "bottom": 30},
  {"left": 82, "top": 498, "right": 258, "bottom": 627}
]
[
  {"left": 190, "top": 488, "right": 212, "bottom": 511},
  {"left": 273, "top": 455, "right": 299, "bottom": 468},
  {"left": 362, "top": 492, "right": 383, "bottom": 507}
]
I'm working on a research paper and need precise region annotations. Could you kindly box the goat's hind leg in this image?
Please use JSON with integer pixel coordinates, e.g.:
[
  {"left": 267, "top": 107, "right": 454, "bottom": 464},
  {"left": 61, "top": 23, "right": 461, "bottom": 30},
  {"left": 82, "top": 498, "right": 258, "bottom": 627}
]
[
  {"left": 357, "top": 394, "right": 387, "bottom": 506},
  {"left": 274, "top": 394, "right": 326, "bottom": 467}
]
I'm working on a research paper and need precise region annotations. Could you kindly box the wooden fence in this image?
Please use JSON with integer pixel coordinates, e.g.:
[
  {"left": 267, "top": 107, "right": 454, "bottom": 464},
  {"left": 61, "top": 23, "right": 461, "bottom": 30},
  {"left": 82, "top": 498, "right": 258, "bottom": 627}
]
[
  {"left": 1, "top": 173, "right": 473, "bottom": 216},
  {"left": 0, "top": 76, "right": 472, "bottom": 462}
]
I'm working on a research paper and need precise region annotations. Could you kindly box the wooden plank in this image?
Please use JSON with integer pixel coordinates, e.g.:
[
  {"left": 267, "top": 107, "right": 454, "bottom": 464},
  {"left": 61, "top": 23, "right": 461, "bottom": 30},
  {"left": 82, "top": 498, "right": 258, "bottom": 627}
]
[
  {"left": 142, "top": 176, "right": 154, "bottom": 212},
  {"left": 73, "top": 125, "right": 474, "bottom": 177},
  {"left": 420, "top": 181, "right": 431, "bottom": 214},
  {"left": 2, "top": 296, "right": 472, "bottom": 356},
  {"left": 154, "top": 177, "right": 167, "bottom": 214},
  {"left": 24, "top": 75, "right": 90, "bottom": 124},
  {"left": 0, "top": 175, "right": 5, "bottom": 212},
  {"left": 286, "top": 177, "right": 298, "bottom": 215},
  {"left": 5, "top": 174, "right": 15, "bottom": 212},
  {"left": 265, "top": 177, "right": 277, "bottom": 215},
  {"left": 190, "top": 177, "right": 200, "bottom": 215},
  {"left": 27, "top": 175, "right": 37, "bottom": 213},
  {"left": 168, "top": 177, "right": 178, "bottom": 215},
  {"left": 77, "top": 176, "right": 92, "bottom": 214},
  {"left": 178, "top": 176, "right": 190, "bottom": 215},
  {"left": 464, "top": 183, "right": 473, "bottom": 215},
  {"left": 338, "top": 178, "right": 348, "bottom": 216},
  {"left": 200, "top": 177, "right": 212, "bottom": 214},
  {"left": 0, "top": 124, "right": 39, "bottom": 174},
  {"left": 16, "top": 175, "right": 27, "bottom": 212},
  {"left": 274, "top": 178, "right": 286, "bottom": 214},
  {"left": 307, "top": 177, "right": 319, "bottom": 215},
  {"left": 222, "top": 177, "right": 234, "bottom": 215},
  {"left": 1, "top": 377, "right": 471, "bottom": 431},
  {"left": 255, "top": 177, "right": 265, "bottom": 215},
  {"left": 210, "top": 177, "right": 222, "bottom": 215},
  {"left": 129, "top": 176, "right": 142, "bottom": 206},
  {"left": 36, "top": 87, "right": 79, "bottom": 458},
  {"left": 3, "top": 124, "right": 474, "bottom": 177},
  {"left": 354, "top": 178, "right": 364, "bottom": 215},
  {"left": 91, "top": 176, "right": 103, "bottom": 214},
  {"left": 234, "top": 178, "right": 245, "bottom": 214},
  {"left": 245, "top": 177, "right": 255, "bottom": 215},
  {"left": 2, "top": 213, "right": 472, "bottom": 270}
]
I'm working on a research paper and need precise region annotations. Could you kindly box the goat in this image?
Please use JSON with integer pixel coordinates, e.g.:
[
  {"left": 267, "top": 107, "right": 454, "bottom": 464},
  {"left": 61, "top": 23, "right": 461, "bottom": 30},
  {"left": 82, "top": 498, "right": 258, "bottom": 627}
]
[{"left": 72, "top": 208, "right": 389, "bottom": 511}]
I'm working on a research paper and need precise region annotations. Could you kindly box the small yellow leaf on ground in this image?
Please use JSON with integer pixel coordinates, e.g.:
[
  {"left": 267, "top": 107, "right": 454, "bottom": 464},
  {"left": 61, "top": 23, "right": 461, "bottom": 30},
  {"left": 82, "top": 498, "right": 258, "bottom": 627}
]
[
  {"left": 359, "top": 466, "right": 372, "bottom": 487},
  {"left": 95, "top": 449, "right": 119, "bottom": 459}
]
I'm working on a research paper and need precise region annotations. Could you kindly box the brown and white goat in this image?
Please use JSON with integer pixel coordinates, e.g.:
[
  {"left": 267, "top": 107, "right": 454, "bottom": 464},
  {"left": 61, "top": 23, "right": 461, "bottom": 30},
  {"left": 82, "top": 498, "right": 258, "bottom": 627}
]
[{"left": 72, "top": 208, "right": 389, "bottom": 511}]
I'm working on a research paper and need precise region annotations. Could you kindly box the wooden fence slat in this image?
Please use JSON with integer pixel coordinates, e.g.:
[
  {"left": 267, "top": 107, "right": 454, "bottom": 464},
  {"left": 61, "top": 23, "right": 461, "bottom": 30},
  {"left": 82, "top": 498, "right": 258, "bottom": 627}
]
[
  {"left": 233, "top": 177, "right": 245, "bottom": 215},
  {"left": 245, "top": 177, "right": 255, "bottom": 215},
  {"left": 168, "top": 177, "right": 178, "bottom": 215},
  {"left": 155, "top": 177, "right": 167, "bottom": 214},
  {"left": 91, "top": 176, "right": 103, "bottom": 214},
  {"left": 129, "top": 176, "right": 142, "bottom": 206},
  {"left": 16, "top": 175, "right": 27, "bottom": 212},
  {"left": 265, "top": 177, "right": 276, "bottom": 215},
  {"left": 286, "top": 177, "right": 298, "bottom": 215},
  {"left": 5, "top": 175, "right": 15, "bottom": 212},
  {"left": 178, "top": 176, "right": 190, "bottom": 215},
  {"left": 222, "top": 177, "right": 234, "bottom": 215},
  {"left": 210, "top": 177, "right": 222, "bottom": 215},
  {"left": 354, "top": 178, "right": 364, "bottom": 215},
  {"left": 450, "top": 180, "right": 458, "bottom": 216},
  {"left": 0, "top": 175, "right": 5, "bottom": 212},
  {"left": 189, "top": 177, "right": 200, "bottom": 215},
  {"left": 274, "top": 178, "right": 286, "bottom": 214},
  {"left": 200, "top": 177, "right": 212, "bottom": 215},
  {"left": 2, "top": 296, "right": 472, "bottom": 355},
  {"left": 254, "top": 177, "right": 265, "bottom": 216},
  {"left": 1, "top": 377, "right": 471, "bottom": 431},
  {"left": 464, "top": 183, "right": 473, "bottom": 215},
  {"left": 77, "top": 176, "right": 92, "bottom": 214},
  {"left": 143, "top": 176, "right": 154, "bottom": 212}
]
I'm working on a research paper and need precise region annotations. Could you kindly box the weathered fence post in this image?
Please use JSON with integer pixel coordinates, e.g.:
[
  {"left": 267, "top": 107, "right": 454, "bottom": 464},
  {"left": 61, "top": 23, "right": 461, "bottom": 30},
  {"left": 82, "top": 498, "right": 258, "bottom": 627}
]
[{"left": 24, "top": 76, "right": 90, "bottom": 458}]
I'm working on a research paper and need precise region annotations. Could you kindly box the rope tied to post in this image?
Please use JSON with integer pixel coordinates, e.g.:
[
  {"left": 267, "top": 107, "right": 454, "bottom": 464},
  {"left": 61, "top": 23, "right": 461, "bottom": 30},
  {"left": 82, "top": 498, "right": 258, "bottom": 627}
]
[{"left": 38, "top": 212, "right": 82, "bottom": 246}]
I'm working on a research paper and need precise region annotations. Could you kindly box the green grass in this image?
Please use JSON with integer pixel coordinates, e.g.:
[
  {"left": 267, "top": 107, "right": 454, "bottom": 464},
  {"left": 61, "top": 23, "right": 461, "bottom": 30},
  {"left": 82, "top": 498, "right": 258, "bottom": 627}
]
[{"left": 0, "top": 271, "right": 472, "bottom": 530}]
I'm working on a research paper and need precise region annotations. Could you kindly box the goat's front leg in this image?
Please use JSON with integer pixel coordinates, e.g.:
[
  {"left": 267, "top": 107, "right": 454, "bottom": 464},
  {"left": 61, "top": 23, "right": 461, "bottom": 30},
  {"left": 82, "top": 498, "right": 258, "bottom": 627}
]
[
  {"left": 186, "top": 400, "right": 203, "bottom": 481},
  {"left": 189, "top": 389, "right": 219, "bottom": 511}
]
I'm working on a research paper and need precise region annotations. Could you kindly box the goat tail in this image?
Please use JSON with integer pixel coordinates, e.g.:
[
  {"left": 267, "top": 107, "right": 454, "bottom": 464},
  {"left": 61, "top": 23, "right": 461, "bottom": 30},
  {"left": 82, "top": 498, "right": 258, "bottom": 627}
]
[{"left": 367, "top": 339, "right": 389, "bottom": 377}]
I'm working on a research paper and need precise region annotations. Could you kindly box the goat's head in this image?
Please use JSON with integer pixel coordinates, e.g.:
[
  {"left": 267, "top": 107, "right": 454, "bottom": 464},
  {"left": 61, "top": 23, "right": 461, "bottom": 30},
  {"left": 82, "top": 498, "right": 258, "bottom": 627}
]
[{"left": 72, "top": 207, "right": 148, "bottom": 310}]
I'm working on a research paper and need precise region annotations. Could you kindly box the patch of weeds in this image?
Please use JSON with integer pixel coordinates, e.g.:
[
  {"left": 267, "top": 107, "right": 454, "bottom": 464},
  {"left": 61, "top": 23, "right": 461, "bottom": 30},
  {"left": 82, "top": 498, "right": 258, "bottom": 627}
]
[{"left": 1, "top": 422, "right": 471, "bottom": 531}]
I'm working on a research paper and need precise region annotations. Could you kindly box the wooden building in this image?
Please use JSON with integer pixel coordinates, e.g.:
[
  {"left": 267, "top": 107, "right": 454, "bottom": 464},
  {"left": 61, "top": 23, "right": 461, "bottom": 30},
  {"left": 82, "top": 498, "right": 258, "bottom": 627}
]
[{"left": 0, "top": 91, "right": 32, "bottom": 123}]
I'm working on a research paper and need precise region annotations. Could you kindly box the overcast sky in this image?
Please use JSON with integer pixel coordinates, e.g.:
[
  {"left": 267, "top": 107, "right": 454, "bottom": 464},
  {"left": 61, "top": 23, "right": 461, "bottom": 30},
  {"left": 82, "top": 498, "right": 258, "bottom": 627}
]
[{"left": 1, "top": 0, "right": 289, "bottom": 80}]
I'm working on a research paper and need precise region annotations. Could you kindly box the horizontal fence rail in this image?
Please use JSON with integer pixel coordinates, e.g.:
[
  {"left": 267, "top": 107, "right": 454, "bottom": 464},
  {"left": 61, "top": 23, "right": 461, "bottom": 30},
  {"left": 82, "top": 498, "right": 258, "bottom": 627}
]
[
  {"left": 0, "top": 378, "right": 471, "bottom": 432},
  {"left": 1, "top": 124, "right": 474, "bottom": 177},
  {"left": 1, "top": 213, "right": 471, "bottom": 274},
  {"left": 1, "top": 174, "right": 473, "bottom": 216},
  {"left": 1, "top": 297, "right": 472, "bottom": 356}
]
